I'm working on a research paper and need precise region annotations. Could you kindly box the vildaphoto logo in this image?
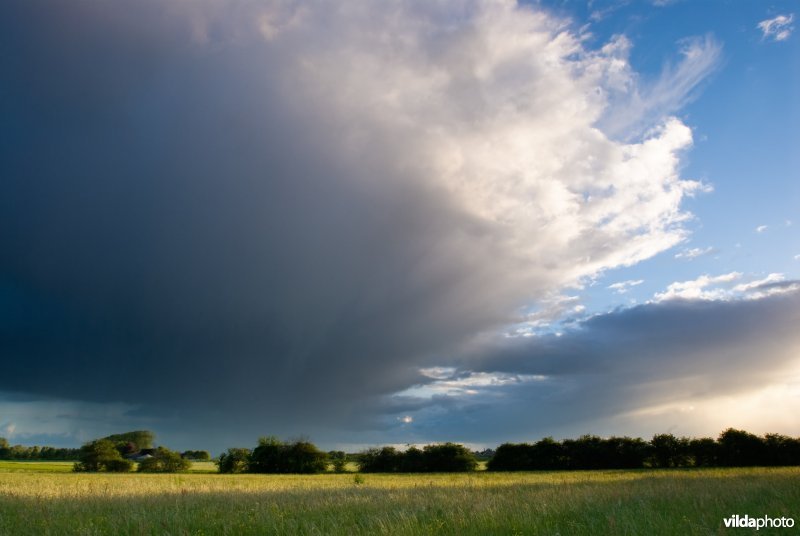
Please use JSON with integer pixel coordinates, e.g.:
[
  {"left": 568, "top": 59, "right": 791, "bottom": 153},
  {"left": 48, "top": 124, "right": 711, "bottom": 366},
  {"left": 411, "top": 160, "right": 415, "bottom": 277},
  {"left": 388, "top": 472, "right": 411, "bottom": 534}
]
[{"left": 723, "top": 514, "right": 795, "bottom": 530}]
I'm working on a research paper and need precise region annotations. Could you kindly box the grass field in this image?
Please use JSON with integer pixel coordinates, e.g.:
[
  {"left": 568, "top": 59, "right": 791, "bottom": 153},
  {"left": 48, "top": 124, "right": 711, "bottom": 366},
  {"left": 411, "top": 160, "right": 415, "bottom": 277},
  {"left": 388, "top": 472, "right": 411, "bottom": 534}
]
[{"left": 1, "top": 462, "right": 797, "bottom": 535}]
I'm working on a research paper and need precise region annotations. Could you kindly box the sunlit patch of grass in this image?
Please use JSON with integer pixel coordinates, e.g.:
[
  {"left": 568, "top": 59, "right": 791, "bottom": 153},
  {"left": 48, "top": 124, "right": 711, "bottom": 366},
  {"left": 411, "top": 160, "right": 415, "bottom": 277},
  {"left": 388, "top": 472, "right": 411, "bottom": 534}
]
[
  {"left": 187, "top": 461, "right": 218, "bottom": 474},
  {"left": 1, "top": 464, "right": 798, "bottom": 534},
  {"left": 0, "top": 461, "right": 75, "bottom": 473}
]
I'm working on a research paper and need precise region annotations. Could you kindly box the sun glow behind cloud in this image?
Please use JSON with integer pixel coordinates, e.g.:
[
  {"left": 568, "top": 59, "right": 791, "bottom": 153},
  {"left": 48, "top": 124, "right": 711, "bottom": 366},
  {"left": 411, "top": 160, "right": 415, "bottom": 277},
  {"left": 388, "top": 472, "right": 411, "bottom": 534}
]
[
  {"left": 386, "top": 288, "right": 800, "bottom": 444},
  {"left": 626, "top": 368, "right": 800, "bottom": 436}
]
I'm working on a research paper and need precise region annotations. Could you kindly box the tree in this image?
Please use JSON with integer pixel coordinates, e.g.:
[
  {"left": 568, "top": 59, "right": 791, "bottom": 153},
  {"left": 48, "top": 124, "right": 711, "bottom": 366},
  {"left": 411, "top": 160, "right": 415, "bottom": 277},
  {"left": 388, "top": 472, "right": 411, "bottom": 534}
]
[
  {"left": 328, "top": 451, "right": 348, "bottom": 473},
  {"left": 358, "top": 444, "right": 476, "bottom": 473},
  {"left": 421, "top": 443, "right": 477, "bottom": 472},
  {"left": 249, "top": 436, "right": 284, "bottom": 473},
  {"left": 717, "top": 429, "right": 765, "bottom": 466},
  {"left": 688, "top": 438, "right": 718, "bottom": 467},
  {"left": 138, "top": 447, "right": 191, "bottom": 473},
  {"left": 73, "top": 439, "right": 133, "bottom": 472},
  {"left": 106, "top": 459, "right": 136, "bottom": 472},
  {"left": 284, "top": 440, "right": 328, "bottom": 474},
  {"left": 103, "top": 431, "right": 155, "bottom": 450},
  {"left": 763, "top": 434, "right": 800, "bottom": 466},
  {"left": 488, "top": 443, "right": 534, "bottom": 471},
  {"left": 102, "top": 431, "right": 155, "bottom": 457},
  {"left": 0, "top": 442, "right": 79, "bottom": 461},
  {"left": 216, "top": 448, "right": 252, "bottom": 474},
  {"left": 358, "top": 447, "right": 403, "bottom": 473},
  {"left": 119, "top": 442, "right": 138, "bottom": 456},
  {"left": 249, "top": 437, "right": 328, "bottom": 474},
  {"left": 181, "top": 450, "right": 211, "bottom": 461},
  {"left": 399, "top": 446, "right": 425, "bottom": 472},
  {"left": 563, "top": 435, "right": 609, "bottom": 470},
  {"left": 649, "top": 434, "right": 690, "bottom": 468},
  {"left": 531, "top": 437, "right": 566, "bottom": 470},
  {"left": 607, "top": 436, "right": 649, "bottom": 469}
]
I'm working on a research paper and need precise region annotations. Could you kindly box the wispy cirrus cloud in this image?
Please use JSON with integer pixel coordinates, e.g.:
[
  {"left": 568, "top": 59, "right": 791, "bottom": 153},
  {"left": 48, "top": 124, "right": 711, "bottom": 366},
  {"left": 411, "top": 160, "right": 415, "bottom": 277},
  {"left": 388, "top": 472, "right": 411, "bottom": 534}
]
[
  {"left": 758, "top": 14, "right": 794, "bottom": 42},
  {"left": 675, "top": 246, "right": 715, "bottom": 260},
  {"left": 589, "top": 0, "right": 630, "bottom": 22},
  {"left": 599, "top": 33, "right": 722, "bottom": 139},
  {"left": 608, "top": 279, "right": 644, "bottom": 294}
]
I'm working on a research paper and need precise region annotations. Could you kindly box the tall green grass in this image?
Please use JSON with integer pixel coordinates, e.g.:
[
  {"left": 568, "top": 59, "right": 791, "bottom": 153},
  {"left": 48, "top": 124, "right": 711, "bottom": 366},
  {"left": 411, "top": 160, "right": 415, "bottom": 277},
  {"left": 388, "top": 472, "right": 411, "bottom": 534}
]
[{"left": 1, "top": 464, "right": 797, "bottom": 534}]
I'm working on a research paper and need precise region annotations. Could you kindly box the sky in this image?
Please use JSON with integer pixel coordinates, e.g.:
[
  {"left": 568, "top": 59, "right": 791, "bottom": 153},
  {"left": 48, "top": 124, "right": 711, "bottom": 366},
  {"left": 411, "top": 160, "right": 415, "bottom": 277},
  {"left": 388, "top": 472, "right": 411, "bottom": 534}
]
[{"left": 1, "top": 0, "right": 798, "bottom": 454}]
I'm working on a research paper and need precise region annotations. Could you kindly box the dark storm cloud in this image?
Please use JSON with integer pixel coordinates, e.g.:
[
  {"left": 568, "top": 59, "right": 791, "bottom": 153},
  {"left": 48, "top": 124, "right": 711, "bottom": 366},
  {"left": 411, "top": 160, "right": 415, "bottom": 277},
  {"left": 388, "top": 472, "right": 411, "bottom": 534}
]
[
  {"left": 0, "top": 5, "right": 423, "bottom": 396},
  {"left": 390, "top": 289, "right": 800, "bottom": 443},
  {"left": 1, "top": 0, "right": 722, "bottom": 448},
  {"left": 469, "top": 290, "right": 800, "bottom": 380},
  {"left": 0, "top": 0, "right": 525, "bottom": 441}
]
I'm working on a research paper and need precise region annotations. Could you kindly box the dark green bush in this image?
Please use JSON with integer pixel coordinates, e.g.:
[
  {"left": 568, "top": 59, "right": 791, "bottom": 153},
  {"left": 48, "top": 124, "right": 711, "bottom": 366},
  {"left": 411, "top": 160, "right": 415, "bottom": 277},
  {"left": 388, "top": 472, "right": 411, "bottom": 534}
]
[
  {"left": 105, "top": 458, "right": 135, "bottom": 472},
  {"left": 359, "top": 443, "right": 476, "bottom": 473},
  {"left": 73, "top": 439, "right": 132, "bottom": 472},
  {"left": 137, "top": 447, "right": 191, "bottom": 473},
  {"left": 249, "top": 437, "right": 328, "bottom": 474},
  {"left": 181, "top": 450, "right": 211, "bottom": 461},
  {"left": 421, "top": 443, "right": 477, "bottom": 472},
  {"left": 357, "top": 446, "right": 403, "bottom": 473},
  {"left": 216, "top": 448, "right": 252, "bottom": 474}
]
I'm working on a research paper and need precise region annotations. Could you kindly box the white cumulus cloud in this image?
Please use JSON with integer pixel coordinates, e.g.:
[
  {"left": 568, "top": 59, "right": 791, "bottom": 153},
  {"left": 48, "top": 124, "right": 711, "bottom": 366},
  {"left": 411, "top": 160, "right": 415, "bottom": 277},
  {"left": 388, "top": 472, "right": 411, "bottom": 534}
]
[
  {"left": 654, "top": 272, "right": 798, "bottom": 302},
  {"left": 654, "top": 272, "right": 742, "bottom": 302}
]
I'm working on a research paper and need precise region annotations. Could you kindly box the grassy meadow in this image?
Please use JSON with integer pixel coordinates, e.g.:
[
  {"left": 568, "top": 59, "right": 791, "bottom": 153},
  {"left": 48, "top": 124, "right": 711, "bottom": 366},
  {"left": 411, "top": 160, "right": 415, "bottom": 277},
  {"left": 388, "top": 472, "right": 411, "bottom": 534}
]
[{"left": 0, "top": 462, "right": 798, "bottom": 535}]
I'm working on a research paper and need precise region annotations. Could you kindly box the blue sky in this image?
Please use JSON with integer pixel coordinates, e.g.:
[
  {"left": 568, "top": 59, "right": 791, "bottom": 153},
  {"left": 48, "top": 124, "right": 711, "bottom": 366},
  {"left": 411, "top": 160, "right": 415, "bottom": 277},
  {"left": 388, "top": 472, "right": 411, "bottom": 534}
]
[
  {"left": 538, "top": 0, "right": 800, "bottom": 320},
  {"left": 1, "top": 0, "right": 798, "bottom": 453}
]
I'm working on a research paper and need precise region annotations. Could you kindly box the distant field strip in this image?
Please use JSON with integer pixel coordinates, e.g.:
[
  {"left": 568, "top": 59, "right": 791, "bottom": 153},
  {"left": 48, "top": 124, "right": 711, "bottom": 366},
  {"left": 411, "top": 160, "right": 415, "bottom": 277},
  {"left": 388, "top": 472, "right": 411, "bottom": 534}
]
[
  {"left": 1, "top": 465, "right": 798, "bottom": 535},
  {"left": 0, "top": 460, "right": 219, "bottom": 474}
]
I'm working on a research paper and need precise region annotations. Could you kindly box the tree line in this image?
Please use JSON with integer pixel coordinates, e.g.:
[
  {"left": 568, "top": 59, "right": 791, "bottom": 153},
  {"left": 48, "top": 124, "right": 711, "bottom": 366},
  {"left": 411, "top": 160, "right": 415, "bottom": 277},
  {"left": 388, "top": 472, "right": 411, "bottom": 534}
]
[
  {"left": 488, "top": 429, "right": 800, "bottom": 471},
  {"left": 0, "top": 437, "right": 80, "bottom": 460},
  {"left": 357, "top": 443, "right": 477, "bottom": 472},
  {"left": 5, "top": 428, "right": 800, "bottom": 473},
  {"left": 1, "top": 432, "right": 210, "bottom": 466},
  {"left": 217, "top": 437, "right": 478, "bottom": 474}
]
